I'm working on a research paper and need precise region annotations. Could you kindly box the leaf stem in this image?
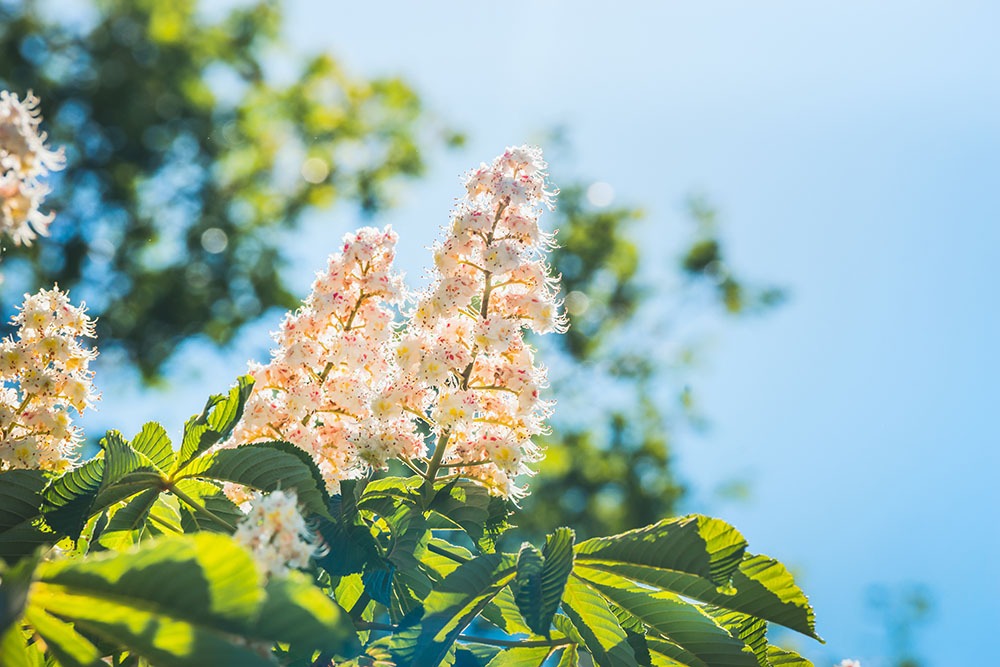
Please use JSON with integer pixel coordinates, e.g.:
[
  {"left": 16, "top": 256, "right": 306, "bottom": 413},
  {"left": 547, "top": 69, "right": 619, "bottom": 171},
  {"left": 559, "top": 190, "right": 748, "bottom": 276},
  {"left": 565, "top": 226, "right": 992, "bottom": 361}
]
[
  {"left": 427, "top": 541, "right": 470, "bottom": 564},
  {"left": 458, "top": 634, "right": 572, "bottom": 649},
  {"left": 167, "top": 483, "right": 236, "bottom": 532}
]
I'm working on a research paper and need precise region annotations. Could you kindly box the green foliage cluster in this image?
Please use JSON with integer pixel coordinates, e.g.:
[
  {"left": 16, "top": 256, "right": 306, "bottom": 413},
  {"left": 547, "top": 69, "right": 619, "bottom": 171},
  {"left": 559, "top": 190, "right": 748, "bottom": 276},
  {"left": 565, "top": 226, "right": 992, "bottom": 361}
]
[{"left": 0, "top": 377, "right": 823, "bottom": 666}]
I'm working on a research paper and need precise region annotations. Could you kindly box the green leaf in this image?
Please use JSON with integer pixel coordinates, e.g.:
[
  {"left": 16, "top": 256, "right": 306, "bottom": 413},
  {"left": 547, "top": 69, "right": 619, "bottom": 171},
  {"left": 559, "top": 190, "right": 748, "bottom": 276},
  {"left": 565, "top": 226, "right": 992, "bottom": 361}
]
[
  {"left": 0, "top": 624, "right": 45, "bottom": 667},
  {"left": 766, "top": 646, "right": 814, "bottom": 667},
  {"left": 540, "top": 529, "right": 575, "bottom": 631},
  {"left": 316, "top": 492, "right": 381, "bottom": 577},
  {"left": 173, "top": 479, "right": 243, "bottom": 534},
  {"left": 30, "top": 589, "right": 275, "bottom": 667},
  {"left": 514, "top": 528, "right": 575, "bottom": 637},
  {"left": 484, "top": 646, "right": 552, "bottom": 666},
  {"left": 561, "top": 575, "right": 637, "bottom": 667},
  {"left": 249, "top": 571, "right": 359, "bottom": 655},
  {"left": 706, "top": 608, "right": 767, "bottom": 667},
  {"left": 430, "top": 479, "right": 492, "bottom": 542},
  {"left": 555, "top": 645, "right": 580, "bottom": 667},
  {"left": 385, "top": 552, "right": 517, "bottom": 667},
  {"left": 22, "top": 606, "right": 102, "bottom": 667},
  {"left": 96, "top": 487, "right": 161, "bottom": 550},
  {"left": 178, "top": 441, "right": 329, "bottom": 515},
  {"left": 482, "top": 585, "right": 534, "bottom": 636},
  {"left": 574, "top": 569, "right": 756, "bottom": 667},
  {"left": 575, "top": 515, "right": 746, "bottom": 588},
  {"left": 100, "top": 430, "right": 159, "bottom": 486},
  {"left": 173, "top": 375, "right": 254, "bottom": 473},
  {"left": 645, "top": 636, "right": 708, "bottom": 667},
  {"left": 130, "top": 422, "right": 174, "bottom": 472},
  {"left": 35, "top": 533, "right": 263, "bottom": 630},
  {"left": 515, "top": 544, "right": 545, "bottom": 632},
  {"left": 576, "top": 553, "right": 819, "bottom": 639},
  {"left": 40, "top": 456, "right": 105, "bottom": 539},
  {"left": 0, "top": 470, "right": 55, "bottom": 564},
  {"left": 21, "top": 533, "right": 353, "bottom": 666}
]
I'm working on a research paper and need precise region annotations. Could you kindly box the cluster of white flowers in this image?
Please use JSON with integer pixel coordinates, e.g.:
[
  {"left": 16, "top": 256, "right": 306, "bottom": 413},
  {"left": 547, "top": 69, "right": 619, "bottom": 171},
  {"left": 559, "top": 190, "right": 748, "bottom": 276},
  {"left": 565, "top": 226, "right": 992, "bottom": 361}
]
[
  {"left": 390, "top": 145, "right": 565, "bottom": 497},
  {"left": 0, "top": 91, "right": 65, "bottom": 248},
  {"left": 0, "top": 286, "right": 98, "bottom": 471},
  {"left": 232, "top": 490, "right": 317, "bottom": 579},
  {"left": 229, "top": 226, "right": 420, "bottom": 489},
  {"left": 836, "top": 660, "right": 861, "bottom": 667},
  {"left": 230, "top": 146, "right": 565, "bottom": 499}
]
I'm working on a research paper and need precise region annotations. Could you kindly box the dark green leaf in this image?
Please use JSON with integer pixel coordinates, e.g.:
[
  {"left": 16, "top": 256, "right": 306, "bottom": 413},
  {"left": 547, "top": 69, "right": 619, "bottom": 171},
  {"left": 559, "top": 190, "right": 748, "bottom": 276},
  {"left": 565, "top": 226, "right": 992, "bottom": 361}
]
[
  {"left": 385, "top": 552, "right": 517, "bottom": 667},
  {"left": 174, "top": 375, "right": 254, "bottom": 472},
  {"left": 0, "top": 470, "right": 55, "bottom": 564},
  {"left": 249, "top": 571, "right": 358, "bottom": 655},
  {"left": 561, "top": 575, "right": 637, "bottom": 667},
  {"left": 178, "top": 441, "right": 329, "bottom": 515}
]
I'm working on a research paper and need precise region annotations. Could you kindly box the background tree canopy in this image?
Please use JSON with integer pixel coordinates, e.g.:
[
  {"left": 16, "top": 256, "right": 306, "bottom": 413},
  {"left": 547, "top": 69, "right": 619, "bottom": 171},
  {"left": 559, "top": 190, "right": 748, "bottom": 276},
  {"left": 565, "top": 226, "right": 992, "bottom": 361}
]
[
  {"left": 0, "top": 0, "right": 782, "bottom": 541},
  {"left": 0, "top": 0, "right": 455, "bottom": 379}
]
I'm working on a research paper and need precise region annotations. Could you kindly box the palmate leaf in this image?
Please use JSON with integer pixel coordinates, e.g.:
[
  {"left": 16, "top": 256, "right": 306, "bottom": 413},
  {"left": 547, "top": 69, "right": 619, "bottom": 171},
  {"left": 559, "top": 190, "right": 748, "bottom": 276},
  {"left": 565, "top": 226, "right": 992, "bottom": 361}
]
[
  {"left": 178, "top": 441, "right": 330, "bottom": 516},
  {"left": 384, "top": 552, "right": 517, "bottom": 667},
  {"left": 574, "top": 515, "right": 818, "bottom": 640},
  {"left": 574, "top": 569, "right": 757, "bottom": 667},
  {"left": 173, "top": 375, "right": 254, "bottom": 474},
  {"left": 576, "top": 555, "right": 819, "bottom": 639},
  {"left": 0, "top": 470, "right": 55, "bottom": 564},
  {"left": 41, "top": 430, "right": 165, "bottom": 540},
  {"left": 13, "top": 533, "right": 357, "bottom": 666}
]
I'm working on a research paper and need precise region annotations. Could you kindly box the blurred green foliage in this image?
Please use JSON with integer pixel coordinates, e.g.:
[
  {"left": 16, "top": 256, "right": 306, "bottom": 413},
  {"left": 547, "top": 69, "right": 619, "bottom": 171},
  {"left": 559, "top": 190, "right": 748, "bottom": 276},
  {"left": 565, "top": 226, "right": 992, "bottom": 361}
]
[{"left": 0, "top": 0, "right": 452, "bottom": 380}]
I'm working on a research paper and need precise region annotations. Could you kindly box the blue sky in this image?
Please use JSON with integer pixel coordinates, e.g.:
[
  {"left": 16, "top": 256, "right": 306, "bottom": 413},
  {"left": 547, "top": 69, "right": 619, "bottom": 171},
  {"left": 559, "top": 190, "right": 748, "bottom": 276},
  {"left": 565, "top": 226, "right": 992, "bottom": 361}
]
[{"left": 83, "top": 2, "right": 999, "bottom": 664}]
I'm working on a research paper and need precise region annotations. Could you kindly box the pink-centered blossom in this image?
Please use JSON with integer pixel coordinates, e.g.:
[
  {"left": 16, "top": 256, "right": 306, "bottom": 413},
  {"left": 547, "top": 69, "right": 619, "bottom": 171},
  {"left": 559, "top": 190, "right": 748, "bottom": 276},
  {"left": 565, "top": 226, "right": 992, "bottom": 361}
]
[
  {"left": 0, "top": 286, "right": 98, "bottom": 471},
  {"left": 233, "top": 490, "right": 316, "bottom": 579},
  {"left": 227, "top": 226, "right": 419, "bottom": 492},
  {"left": 0, "top": 91, "right": 65, "bottom": 248},
  {"left": 387, "top": 145, "right": 565, "bottom": 498}
]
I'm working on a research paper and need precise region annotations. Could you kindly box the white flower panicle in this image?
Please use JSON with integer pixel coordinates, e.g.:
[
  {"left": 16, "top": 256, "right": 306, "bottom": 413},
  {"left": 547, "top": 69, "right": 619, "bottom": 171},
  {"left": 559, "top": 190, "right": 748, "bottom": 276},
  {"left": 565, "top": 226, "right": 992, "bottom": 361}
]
[
  {"left": 233, "top": 490, "right": 316, "bottom": 579},
  {"left": 389, "top": 145, "right": 566, "bottom": 498},
  {"left": 230, "top": 146, "right": 565, "bottom": 500},
  {"left": 836, "top": 661, "right": 861, "bottom": 667},
  {"left": 0, "top": 91, "right": 65, "bottom": 247},
  {"left": 0, "top": 286, "right": 98, "bottom": 471},
  {"left": 229, "top": 226, "right": 420, "bottom": 491}
]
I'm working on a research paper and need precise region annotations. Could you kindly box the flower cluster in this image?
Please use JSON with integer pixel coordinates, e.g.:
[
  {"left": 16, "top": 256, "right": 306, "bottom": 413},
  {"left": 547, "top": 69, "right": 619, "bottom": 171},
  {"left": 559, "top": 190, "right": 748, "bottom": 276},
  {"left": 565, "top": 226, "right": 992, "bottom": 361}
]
[
  {"left": 229, "top": 226, "right": 418, "bottom": 490},
  {"left": 232, "top": 490, "right": 316, "bottom": 579},
  {"left": 836, "top": 661, "right": 861, "bottom": 667},
  {"left": 0, "top": 287, "right": 98, "bottom": 471},
  {"left": 389, "top": 145, "right": 565, "bottom": 497},
  {"left": 230, "top": 147, "right": 565, "bottom": 499},
  {"left": 0, "top": 91, "right": 65, "bottom": 247}
]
